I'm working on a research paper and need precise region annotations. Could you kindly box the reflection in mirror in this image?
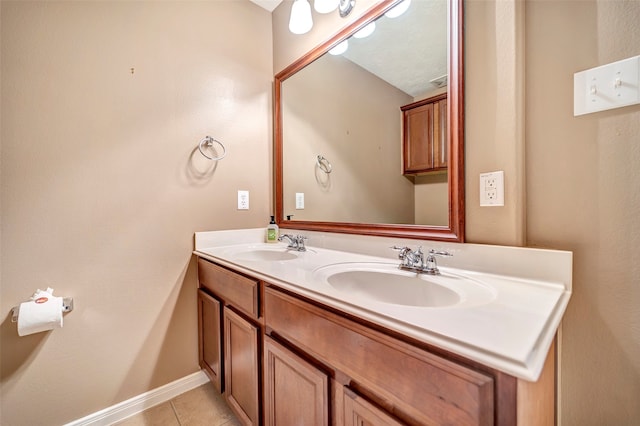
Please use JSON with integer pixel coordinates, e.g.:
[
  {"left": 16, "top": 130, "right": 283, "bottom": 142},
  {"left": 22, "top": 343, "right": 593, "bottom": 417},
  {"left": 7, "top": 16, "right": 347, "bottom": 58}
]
[{"left": 275, "top": 0, "right": 464, "bottom": 242}]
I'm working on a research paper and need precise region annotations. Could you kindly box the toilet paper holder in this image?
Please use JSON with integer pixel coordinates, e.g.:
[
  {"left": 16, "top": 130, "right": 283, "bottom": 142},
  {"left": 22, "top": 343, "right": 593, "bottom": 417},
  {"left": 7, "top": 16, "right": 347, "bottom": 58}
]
[{"left": 11, "top": 298, "right": 74, "bottom": 323}]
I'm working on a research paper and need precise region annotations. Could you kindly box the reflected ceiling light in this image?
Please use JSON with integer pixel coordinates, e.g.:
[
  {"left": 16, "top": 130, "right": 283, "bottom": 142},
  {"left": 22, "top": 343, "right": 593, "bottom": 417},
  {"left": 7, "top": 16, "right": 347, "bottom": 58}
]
[
  {"left": 314, "top": 0, "right": 339, "bottom": 14},
  {"left": 289, "top": 0, "right": 313, "bottom": 34},
  {"left": 353, "top": 21, "right": 376, "bottom": 39},
  {"left": 384, "top": 0, "right": 411, "bottom": 18},
  {"left": 329, "top": 40, "right": 349, "bottom": 55}
]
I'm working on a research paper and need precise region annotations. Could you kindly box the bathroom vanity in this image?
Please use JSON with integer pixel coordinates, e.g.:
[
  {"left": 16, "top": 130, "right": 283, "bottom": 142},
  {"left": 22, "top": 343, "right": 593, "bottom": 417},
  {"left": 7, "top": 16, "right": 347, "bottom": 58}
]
[{"left": 194, "top": 229, "right": 571, "bottom": 426}]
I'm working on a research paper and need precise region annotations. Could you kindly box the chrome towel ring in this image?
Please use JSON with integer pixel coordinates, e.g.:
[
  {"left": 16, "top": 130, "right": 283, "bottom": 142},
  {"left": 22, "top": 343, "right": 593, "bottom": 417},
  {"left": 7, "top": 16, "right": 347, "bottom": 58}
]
[
  {"left": 317, "top": 155, "right": 332, "bottom": 173},
  {"left": 198, "top": 136, "right": 227, "bottom": 160}
]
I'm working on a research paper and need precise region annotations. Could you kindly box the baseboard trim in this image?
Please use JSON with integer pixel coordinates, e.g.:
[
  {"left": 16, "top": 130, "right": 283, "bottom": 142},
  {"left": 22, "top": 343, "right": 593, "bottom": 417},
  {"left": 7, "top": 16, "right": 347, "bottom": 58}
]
[{"left": 65, "top": 370, "right": 210, "bottom": 426}]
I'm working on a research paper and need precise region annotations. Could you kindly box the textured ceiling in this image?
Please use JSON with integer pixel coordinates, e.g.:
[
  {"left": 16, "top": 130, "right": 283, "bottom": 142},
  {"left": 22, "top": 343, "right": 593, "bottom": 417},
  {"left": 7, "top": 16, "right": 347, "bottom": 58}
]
[{"left": 342, "top": 0, "right": 448, "bottom": 98}]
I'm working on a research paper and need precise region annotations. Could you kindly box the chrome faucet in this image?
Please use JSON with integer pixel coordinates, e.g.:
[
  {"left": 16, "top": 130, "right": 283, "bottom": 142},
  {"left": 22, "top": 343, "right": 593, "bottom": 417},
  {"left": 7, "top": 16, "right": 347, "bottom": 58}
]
[
  {"left": 391, "top": 246, "right": 452, "bottom": 275},
  {"left": 278, "top": 234, "right": 308, "bottom": 252}
]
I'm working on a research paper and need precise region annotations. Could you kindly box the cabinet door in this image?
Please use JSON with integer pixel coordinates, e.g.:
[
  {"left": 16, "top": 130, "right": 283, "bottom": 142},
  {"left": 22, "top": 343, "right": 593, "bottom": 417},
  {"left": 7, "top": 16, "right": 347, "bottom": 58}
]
[
  {"left": 198, "top": 289, "right": 222, "bottom": 393},
  {"left": 343, "top": 388, "right": 404, "bottom": 426},
  {"left": 433, "top": 98, "right": 448, "bottom": 169},
  {"left": 264, "top": 336, "right": 328, "bottom": 426},
  {"left": 224, "top": 308, "right": 260, "bottom": 426},
  {"left": 403, "top": 102, "right": 434, "bottom": 173}
]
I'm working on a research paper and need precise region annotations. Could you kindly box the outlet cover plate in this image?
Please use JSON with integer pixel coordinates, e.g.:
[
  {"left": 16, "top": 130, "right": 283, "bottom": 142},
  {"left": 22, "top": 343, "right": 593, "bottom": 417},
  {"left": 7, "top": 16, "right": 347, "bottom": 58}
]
[
  {"left": 480, "top": 171, "right": 504, "bottom": 206},
  {"left": 237, "top": 190, "right": 249, "bottom": 210}
]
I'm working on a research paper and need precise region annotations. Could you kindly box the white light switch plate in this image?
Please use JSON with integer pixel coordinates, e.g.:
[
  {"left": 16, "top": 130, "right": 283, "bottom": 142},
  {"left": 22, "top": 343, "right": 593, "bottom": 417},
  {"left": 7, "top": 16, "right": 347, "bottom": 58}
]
[
  {"left": 574, "top": 55, "right": 640, "bottom": 116},
  {"left": 295, "top": 192, "right": 304, "bottom": 209},
  {"left": 480, "top": 171, "right": 504, "bottom": 206}
]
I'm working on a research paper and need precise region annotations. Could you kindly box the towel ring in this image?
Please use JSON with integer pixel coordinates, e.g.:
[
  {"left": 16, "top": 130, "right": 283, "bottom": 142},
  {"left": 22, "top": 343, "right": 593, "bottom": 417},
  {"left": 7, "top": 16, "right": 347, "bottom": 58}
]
[
  {"left": 316, "top": 155, "right": 332, "bottom": 174},
  {"left": 198, "top": 136, "right": 227, "bottom": 160}
]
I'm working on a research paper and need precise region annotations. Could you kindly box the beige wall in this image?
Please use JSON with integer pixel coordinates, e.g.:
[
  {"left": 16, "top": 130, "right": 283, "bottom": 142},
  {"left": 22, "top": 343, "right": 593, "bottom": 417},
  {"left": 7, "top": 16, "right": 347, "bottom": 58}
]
[
  {"left": 525, "top": 1, "right": 640, "bottom": 424},
  {"left": 275, "top": 0, "right": 640, "bottom": 423},
  {"left": 0, "top": 1, "right": 272, "bottom": 425},
  {"left": 2, "top": 0, "right": 638, "bottom": 424},
  {"left": 282, "top": 53, "right": 415, "bottom": 223}
]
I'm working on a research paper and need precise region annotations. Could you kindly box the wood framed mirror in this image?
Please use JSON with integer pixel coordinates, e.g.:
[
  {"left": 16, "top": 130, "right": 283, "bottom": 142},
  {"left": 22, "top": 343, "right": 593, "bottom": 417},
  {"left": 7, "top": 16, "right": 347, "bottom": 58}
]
[{"left": 275, "top": 0, "right": 464, "bottom": 242}]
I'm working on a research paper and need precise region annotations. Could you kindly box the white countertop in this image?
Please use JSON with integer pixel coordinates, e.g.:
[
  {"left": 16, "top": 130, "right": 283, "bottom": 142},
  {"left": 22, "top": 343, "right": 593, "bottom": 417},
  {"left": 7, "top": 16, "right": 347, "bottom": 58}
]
[{"left": 194, "top": 228, "right": 572, "bottom": 382}]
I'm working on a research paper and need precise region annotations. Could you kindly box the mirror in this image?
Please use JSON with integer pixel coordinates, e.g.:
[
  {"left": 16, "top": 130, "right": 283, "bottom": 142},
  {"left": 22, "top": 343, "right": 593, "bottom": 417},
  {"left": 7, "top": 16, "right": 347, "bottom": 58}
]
[{"left": 275, "top": 0, "right": 464, "bottom": 242}]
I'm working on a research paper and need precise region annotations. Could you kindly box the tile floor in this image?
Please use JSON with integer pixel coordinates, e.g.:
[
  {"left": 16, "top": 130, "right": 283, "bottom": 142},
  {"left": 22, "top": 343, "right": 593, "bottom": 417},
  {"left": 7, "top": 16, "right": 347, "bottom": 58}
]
[{"left": 113, "top": 382, "right": 241, "bottom": 426}]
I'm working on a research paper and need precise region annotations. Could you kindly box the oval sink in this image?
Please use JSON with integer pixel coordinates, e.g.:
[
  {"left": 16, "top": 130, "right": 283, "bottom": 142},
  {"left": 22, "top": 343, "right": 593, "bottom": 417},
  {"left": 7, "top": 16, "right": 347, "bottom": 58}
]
[
  {"left": 219, "top": 244, "right": 313, "bottom": 262},
  {"left": 233, "top": 249, "right": 299, "bottom": 262},
  {"left": 328, "top": 270, "right": 460, "bottom": 307},
  {"left": 313, "top": 263, "right": 496, "bottom": 308}
]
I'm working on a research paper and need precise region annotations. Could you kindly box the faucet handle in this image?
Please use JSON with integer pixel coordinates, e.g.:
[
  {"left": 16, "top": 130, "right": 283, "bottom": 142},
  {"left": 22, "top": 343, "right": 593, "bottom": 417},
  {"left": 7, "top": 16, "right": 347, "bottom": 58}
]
[
  {"left": 390, "top": 246, "right": 411, "bottom": 259},
  {"left": 422, "top": 249, "right": 452, "bottom": 275},
  {"left": 428, "top": 249, "right": 453, "bottom": 257},
  {"left": 294, "top": 234, "right": 308, "bottom": 251}
]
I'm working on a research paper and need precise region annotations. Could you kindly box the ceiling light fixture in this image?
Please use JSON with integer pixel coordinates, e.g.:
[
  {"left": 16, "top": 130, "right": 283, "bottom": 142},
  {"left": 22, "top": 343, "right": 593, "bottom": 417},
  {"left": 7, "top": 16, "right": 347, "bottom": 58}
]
[
  {"left": 289, "top": 0, "right": 313, "bottom": 35},
  {"left": 384, "top": 0, "right": 411, "bottom": 19},
  {"left": 314, "top": 0, "right": 339, "bottom": 14},
  {"left": 289, "top": 0, "right": 355, "bottom": 35},
  {"left": 338, "top": 0, "right": 356, "bottom": 17}
]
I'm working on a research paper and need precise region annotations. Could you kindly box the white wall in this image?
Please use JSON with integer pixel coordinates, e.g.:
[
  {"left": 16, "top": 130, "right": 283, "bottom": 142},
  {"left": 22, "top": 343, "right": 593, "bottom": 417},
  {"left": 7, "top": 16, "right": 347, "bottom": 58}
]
[{"left": 0, "top": 1, "right": 272, "bottom": 424}]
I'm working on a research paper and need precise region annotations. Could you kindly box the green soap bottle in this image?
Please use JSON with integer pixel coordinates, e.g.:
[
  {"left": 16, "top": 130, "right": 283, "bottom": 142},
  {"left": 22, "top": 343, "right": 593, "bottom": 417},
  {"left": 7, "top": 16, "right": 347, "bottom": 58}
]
[{"left": 266, "top": 216, "right": 279, "bottom": 243}]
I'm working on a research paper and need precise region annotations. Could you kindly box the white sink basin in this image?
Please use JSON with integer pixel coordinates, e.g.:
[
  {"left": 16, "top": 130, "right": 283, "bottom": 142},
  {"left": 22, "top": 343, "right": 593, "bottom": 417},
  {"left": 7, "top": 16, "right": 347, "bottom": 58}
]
[
  {"left": 220, "top": 244, "right": 310, "bottom": 262},
  {"left": 234, "top": 249, "right": 299, "bottom": 262},
  {"left": 313, "top": 263, "right": 496, "bottom": 308}
]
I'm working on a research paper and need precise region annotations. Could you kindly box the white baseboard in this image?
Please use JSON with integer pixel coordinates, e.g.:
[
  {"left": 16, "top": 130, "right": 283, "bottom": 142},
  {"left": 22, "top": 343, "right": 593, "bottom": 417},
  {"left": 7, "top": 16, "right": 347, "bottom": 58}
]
[{"left": 65, "top": 370, "right": 210, "bottom": 426}]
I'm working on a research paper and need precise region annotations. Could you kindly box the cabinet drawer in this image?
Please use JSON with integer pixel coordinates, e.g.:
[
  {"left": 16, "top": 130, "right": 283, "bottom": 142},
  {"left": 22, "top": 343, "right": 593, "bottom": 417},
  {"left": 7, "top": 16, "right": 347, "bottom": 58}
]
[
  {"left": 265, "top": 287, "right": 494, "bottom": 426},
  {"left": 198, "top": 258, "right": 259, "bottom": 319}
]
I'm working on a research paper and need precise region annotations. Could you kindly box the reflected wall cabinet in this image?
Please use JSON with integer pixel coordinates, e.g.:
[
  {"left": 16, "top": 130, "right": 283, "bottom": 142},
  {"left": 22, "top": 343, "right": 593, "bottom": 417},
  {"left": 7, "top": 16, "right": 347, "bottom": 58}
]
[{"left": 402, "top": 93, "right": 448, "bottom": 175}]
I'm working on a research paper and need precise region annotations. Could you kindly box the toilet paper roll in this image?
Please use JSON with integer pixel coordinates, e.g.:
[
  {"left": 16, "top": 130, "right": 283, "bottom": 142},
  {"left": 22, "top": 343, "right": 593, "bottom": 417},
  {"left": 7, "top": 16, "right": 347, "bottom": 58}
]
[{"left": 17, "top": 289, "right": 63, "bottom": 337}]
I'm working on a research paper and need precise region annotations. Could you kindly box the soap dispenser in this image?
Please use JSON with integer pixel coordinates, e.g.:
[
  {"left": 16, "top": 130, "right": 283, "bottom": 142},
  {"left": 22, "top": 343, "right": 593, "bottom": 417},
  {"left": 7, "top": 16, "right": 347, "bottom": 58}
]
[{"left": 266, "top": 216, "right": 279, "bottom": 243}]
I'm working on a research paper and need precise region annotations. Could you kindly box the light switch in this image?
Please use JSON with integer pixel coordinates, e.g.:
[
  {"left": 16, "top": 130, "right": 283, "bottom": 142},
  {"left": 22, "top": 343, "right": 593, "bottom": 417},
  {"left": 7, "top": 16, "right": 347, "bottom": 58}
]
[
  {"left": 295, "top": 192, "right": 304, "bottom": 209},
  {"left": 574, "top": 55, "right": 640, "bottom": 116}
]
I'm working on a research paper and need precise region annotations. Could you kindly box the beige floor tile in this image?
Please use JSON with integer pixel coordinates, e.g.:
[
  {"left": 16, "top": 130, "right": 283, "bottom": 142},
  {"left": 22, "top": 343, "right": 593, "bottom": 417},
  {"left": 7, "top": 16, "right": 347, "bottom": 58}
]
[
  {"left": 113, "top": 402, "right": 180, "bottom": 426},
  {"left": 171, "top": 382, "right": 241, "bottom": 426}
]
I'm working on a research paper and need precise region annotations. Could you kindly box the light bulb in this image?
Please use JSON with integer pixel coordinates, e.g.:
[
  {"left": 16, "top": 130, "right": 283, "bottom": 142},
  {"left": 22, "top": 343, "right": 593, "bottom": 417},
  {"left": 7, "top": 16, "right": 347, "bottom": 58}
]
[
  {"left": 314, "top": 0, "right": 339, "bottom": 14},
  {"left": 385, "top": 0, "right": 411, "bottom": 18},
  {"left": 353, "top": 22, "right": 376, "bottom": 39},
  {"left": 329, "top": 40, "right": 348, "bottom": 55},
  {"left": 289, "top": 0, "right": 313, "bottom": 35}
]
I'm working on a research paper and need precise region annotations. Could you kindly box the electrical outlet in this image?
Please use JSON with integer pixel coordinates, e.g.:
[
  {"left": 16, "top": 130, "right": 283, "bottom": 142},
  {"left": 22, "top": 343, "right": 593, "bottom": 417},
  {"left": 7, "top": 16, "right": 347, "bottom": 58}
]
[
  {"left": 480, "top": 171, "right": 504, "bottom": 206},
  {"left": 295, "top": 193, "right": 304, "bottom": 209},
  {"left": 237, "top": 190, "right": 249, "bottom": 210}
]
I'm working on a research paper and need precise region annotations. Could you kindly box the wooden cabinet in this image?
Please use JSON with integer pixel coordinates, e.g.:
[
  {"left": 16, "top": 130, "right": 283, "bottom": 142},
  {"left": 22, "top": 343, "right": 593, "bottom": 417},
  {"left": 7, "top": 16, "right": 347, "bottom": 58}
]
[
  {"left": 197, "top": 257, "right": 555, "bottom": 425},
  {"left": 263, "top": 336, "right": 329, "bottom": 426},
  {"left": 343, "top": 387, "right": 404, "bottom": 426},
  {"left": 197, "top": 289, "right": 222, "bottom": 392},
  {"left": 197, "top": 258, "right": 261, "bottom": 425},
  {"left": 263, "top": 286, "right": 500, "bottom": 426},
  {"left": 224, "top": 308, "right": 260, "bottom": 426},
  {"left": 402, "top": 93, "right": 448, "bottom": 175}
]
